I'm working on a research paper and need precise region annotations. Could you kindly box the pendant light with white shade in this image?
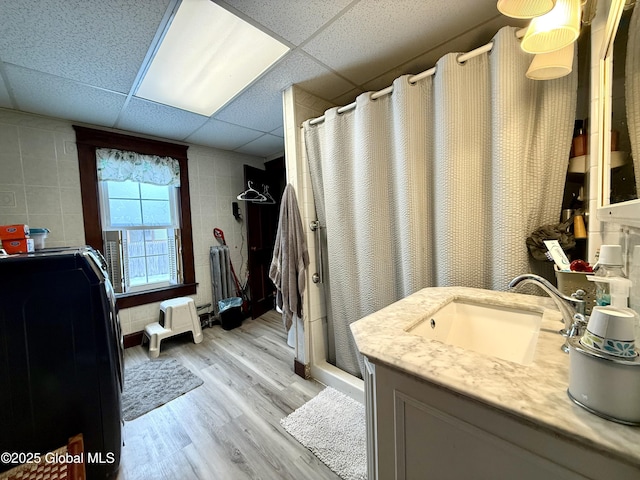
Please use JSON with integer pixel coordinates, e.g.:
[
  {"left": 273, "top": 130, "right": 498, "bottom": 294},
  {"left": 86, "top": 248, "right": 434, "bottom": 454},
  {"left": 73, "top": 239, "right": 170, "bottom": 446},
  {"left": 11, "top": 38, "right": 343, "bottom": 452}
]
[
  {"left": 525, "top": 42, "right": 575, "bottom": 79},
  {"left": 497, "top": 0, "right": 557, "bottom": 18},
  {"left": 496, "top": 0, "right": 589, "bottom": 80},
  {"left": 520, "top": 0, "right": 582, "bottom": 54}
]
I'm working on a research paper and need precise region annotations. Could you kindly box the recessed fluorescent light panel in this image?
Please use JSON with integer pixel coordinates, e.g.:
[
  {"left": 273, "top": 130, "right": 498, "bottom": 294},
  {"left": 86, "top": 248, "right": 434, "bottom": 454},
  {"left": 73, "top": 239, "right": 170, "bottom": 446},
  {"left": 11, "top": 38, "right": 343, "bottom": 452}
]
[{"left": 136, "top": 0, "right": 290, "bottom": 116}]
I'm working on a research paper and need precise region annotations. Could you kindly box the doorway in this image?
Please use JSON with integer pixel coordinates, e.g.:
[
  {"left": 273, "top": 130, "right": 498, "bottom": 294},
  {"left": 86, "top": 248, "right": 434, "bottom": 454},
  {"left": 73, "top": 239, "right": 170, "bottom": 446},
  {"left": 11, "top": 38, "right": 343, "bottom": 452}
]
[{"left": 244, "top": 158, "right": 285, "bottom": 318}]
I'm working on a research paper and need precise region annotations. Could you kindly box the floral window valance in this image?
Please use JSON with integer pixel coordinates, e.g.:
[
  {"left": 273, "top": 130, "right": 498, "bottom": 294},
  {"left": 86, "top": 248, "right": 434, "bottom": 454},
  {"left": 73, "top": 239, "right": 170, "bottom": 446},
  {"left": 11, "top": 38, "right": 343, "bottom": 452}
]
[{"left": 96, "top": 148, "right": 181, "bottom": 187}]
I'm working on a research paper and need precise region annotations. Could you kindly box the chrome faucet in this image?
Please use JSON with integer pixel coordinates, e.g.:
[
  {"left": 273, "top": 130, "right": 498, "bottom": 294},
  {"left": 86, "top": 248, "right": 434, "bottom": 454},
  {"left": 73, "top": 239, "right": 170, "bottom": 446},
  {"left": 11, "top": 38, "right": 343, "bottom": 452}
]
[{"left": 508, "top": 274, "right": 587, "bottom": 348}]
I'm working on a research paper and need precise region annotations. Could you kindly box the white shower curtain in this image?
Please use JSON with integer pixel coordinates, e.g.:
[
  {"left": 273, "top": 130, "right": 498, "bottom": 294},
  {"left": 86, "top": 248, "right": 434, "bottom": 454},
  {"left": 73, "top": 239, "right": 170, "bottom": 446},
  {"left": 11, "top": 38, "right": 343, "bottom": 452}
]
[{"left": 304, "top": 27, "right": 577, "bottom": 378}]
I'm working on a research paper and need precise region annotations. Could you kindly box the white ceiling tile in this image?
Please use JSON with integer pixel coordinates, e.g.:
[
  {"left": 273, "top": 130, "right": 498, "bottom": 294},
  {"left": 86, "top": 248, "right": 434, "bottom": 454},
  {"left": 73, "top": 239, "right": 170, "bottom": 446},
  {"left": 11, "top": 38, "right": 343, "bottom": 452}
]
[
  {"left": 6, "top": 65, "right": 127, "bottom": 127},
  {"left": 361, "top": 17, "right": 521, "bottom": 94},
  {"left": 331, "top": 88, "right": 365, "bottom": 108},
  {"left": 219, "top": 0, "right": 354, "bottom": 45},
  {"left": 295, "top": 54, "right": 358, "bottom": 99},
  {"left": 185, "top": 118, "right": 265, "bottom": 150},
  {"left": 117, "top": 97, "right": 209, "bottom": 141},
  {"left": 0, "top": 0, "right": 172, "bottom": 93},
  {"left": 215, "top": 50, "right": 354, "bottom": 132},
  {"left": 235, "top": 134, "right": 284, "bottom": 157},
  {"left": 214, "top": 86, "right": 283, "bottom": 133},
  {"left": 302, "top": 0, "right": 502, "bottom": 85},
  {"left": 270, "top": 125, "right": 285, "bottom": 137}
]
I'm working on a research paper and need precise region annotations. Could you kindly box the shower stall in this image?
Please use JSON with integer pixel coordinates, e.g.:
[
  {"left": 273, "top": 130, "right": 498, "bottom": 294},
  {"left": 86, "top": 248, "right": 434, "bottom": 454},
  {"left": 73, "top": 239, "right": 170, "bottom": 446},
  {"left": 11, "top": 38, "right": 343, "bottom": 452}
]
[{"left": 282, "top": 26, "right": 578, "bottom": 396}]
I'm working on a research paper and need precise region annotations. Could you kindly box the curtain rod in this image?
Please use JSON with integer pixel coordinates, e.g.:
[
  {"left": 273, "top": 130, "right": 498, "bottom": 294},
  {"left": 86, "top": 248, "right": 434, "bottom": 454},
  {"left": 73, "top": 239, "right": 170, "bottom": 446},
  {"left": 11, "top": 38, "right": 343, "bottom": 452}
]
[{"left": 308, "top": 28, "right": 527, "bottom": 126}]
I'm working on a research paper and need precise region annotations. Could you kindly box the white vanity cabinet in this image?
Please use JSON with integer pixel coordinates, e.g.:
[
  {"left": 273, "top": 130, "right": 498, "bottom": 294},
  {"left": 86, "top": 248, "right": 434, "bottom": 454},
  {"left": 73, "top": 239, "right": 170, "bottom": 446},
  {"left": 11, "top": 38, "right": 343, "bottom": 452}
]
[
  {"left": 366, "top": 360, "right": 639, "bottom": 480},
  {"left": 351, "top": 288, "right": 640, "bottom": 480}
]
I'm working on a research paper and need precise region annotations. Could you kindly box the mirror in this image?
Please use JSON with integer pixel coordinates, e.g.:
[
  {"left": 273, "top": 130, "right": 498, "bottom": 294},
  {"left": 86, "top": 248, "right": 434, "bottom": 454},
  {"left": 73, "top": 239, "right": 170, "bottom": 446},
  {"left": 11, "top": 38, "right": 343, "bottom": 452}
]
[
  {"left": 611, "top": 2, "right": 638, "bottom": 203},
  {"left": 598, "top": 0, "right": 640, "bottom": 226}
]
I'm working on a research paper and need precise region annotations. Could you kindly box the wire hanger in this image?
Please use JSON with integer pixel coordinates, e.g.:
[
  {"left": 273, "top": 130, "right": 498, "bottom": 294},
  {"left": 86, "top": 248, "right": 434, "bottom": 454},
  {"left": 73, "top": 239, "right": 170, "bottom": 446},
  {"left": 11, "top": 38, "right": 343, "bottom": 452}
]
[
  {"left": 237, "top": 181, "right": 267, "bottom": 202},
  {"left": 262, "top": 185, "right": 276, "bottom": 205}
]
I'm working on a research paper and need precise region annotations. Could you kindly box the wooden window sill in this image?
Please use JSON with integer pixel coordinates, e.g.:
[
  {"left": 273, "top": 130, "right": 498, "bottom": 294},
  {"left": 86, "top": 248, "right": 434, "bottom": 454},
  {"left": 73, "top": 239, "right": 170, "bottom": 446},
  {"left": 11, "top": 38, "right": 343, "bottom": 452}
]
[{"left": 116, "top": 282, "right": 197, "bottom": 309}]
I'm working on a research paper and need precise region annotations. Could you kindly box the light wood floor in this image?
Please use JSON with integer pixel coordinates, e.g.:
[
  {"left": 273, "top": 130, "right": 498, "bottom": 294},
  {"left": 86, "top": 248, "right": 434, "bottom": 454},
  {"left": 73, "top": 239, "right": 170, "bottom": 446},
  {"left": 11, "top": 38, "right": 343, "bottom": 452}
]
[{"left": 116, "top": 310, "right": 341, "bottom": 480}]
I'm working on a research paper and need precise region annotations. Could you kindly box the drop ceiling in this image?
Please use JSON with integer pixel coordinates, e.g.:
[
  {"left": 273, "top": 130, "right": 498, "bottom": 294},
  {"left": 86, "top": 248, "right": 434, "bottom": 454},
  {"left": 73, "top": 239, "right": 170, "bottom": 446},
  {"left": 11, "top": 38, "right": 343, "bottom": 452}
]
[{"left": 0, "top": 0, "right": 523, "bottom": 159}]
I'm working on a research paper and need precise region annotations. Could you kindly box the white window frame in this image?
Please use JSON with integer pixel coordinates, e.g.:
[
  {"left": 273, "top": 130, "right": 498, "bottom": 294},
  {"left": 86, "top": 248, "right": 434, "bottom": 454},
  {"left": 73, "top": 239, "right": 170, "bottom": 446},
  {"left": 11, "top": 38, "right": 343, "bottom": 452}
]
[{"left": 98, "top": 181, "right": 183, "bottom": 294}]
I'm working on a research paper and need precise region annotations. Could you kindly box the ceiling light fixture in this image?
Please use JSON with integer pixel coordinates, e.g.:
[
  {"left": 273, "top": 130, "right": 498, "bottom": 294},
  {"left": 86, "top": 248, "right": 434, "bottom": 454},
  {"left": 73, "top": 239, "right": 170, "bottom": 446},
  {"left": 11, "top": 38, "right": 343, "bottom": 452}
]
[
  {"left": 497, "top": 0, "right": 557, "bottom": 18},
  {"left": 135, "top": 0, "right": 290, "bottom": 117},
  {"left": 520, "top": 0, "right": 581, "bottom": 54},
  {"left": 525, "top": 42, "right": 575, "bottom": 79}
]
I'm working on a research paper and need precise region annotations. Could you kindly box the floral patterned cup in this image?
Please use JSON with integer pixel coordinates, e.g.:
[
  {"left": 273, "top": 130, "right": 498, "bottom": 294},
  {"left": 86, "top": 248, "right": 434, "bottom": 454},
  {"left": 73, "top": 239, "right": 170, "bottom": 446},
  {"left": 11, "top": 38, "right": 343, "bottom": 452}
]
[
  {"left": 581, "top": 306, "right": 637, "bottom": 358},
  {"left": 580, "top": 329, "right": 637, "bottom": 358}
]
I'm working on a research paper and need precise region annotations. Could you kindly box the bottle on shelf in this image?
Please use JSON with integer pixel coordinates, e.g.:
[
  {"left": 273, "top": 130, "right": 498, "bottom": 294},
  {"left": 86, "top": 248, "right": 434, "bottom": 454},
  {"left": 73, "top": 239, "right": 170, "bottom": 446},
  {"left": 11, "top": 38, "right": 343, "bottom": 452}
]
[{"left": 571, "top": 119, "right": 587, "bottom": 158}]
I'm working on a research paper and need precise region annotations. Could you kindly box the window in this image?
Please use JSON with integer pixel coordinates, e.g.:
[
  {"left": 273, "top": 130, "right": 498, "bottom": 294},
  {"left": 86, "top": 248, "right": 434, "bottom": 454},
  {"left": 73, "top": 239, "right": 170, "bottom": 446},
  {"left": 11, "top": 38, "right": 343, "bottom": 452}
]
[
  {"left": 74, "top": 126, "right": 196, "bottom": 310},
  {"left": 100, "top": 180, "right": 181, "bottom": 293}
]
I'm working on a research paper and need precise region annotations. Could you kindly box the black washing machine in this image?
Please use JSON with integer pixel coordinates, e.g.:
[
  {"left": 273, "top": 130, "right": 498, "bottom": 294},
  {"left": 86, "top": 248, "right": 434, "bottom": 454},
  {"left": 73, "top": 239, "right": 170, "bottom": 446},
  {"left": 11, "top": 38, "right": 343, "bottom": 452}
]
[{"left": 0, "top": 246, "right": 123, "bottom": 478}]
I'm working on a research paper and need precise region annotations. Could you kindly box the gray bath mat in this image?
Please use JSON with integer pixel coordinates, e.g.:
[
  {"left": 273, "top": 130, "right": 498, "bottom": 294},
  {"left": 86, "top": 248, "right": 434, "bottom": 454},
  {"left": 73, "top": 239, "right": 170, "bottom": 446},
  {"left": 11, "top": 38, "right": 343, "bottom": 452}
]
[
  {"left": 122, "top": 358, "right": 203, "bottom": 421},
  {"left": 281, "top": 387, "right": 366, "bottom": 480}
]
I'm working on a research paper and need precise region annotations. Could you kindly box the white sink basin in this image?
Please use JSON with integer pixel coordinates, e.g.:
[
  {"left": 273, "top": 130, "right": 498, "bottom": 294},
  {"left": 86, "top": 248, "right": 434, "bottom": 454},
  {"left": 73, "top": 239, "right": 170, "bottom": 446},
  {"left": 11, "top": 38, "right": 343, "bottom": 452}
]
[{"left": 406, "top": 298, "right": 543, "bottom": 366}]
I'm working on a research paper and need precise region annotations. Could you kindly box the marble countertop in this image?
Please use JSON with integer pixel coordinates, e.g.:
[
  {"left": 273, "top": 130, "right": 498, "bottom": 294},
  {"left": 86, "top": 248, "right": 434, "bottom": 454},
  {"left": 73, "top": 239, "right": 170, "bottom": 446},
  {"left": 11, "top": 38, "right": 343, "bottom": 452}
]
[{"left": 350, "top": 287, "right": 640, "bottom": 467}]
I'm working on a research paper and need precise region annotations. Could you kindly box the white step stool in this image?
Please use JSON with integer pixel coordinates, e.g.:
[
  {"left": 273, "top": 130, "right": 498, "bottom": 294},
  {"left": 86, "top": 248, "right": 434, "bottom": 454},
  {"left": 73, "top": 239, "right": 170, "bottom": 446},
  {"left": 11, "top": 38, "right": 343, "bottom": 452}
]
[{"left": 144, "top": 297, "right": 203, "bottom": 358}]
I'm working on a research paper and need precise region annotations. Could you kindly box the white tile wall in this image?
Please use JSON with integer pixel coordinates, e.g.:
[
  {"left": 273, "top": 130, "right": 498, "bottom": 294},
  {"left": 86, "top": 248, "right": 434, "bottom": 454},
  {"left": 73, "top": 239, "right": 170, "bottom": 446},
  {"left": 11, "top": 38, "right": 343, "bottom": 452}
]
[
  {"left": 0, "top": 108, "right": 266, "bottom": 335},
  {"left": 586, "top": 0, "right": 605, "bottom": 263}
]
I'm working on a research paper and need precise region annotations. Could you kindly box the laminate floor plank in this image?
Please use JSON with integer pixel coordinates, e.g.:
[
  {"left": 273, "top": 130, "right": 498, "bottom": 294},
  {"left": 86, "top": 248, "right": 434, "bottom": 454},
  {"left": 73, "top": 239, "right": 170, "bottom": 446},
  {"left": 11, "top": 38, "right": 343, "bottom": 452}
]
[
  {"left": 201, "top": 335, "right": 293, "bottom": 393},
  {"left": 221, "top": 417, "right": 318, "bottom": 480},
  {"left": 117, "top": 311, "right": 341, "bottom": 480}
]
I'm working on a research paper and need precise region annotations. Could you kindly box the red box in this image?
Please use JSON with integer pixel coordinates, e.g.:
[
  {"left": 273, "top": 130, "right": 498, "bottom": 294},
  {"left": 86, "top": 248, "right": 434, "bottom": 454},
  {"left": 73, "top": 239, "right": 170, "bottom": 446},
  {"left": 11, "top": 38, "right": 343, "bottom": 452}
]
[
  {"left": 2, "top": 238, "right": 34, "bottom": 254},
  {"left": 0, "top": 224, "right": 29, "bottom": 240}
]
